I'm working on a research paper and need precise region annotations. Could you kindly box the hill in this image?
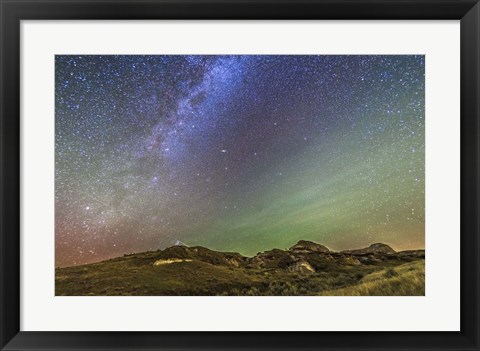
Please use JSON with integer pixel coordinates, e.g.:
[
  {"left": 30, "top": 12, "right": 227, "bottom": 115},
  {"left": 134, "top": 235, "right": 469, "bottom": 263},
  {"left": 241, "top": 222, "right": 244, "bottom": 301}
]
[
  {"left": 341, "top": 243, "right": 396, "bottom": 255},
  {"left": 55, "top": 241, "right": 425, "bottom": 296}
]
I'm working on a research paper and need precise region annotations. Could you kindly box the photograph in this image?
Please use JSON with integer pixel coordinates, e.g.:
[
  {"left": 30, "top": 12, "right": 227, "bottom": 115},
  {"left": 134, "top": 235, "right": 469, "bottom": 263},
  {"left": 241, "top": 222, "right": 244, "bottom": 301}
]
[
  {"left": 3, "top": 0, "right": 478, "bottom": 347},
  {"left": 54, "top": 55, "right": 425, "bottom": 296}
]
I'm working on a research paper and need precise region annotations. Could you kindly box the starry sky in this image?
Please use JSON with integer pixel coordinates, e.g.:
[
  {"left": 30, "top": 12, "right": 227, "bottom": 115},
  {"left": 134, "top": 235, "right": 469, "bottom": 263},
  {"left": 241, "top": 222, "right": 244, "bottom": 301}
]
[{"left": 55, "top": 55, "right": 424, "bottom": 267}]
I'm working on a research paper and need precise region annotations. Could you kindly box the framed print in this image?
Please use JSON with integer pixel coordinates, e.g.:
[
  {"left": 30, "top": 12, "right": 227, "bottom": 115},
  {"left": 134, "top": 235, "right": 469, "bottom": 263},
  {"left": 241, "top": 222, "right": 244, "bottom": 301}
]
[{"left": 1, "top": 0, "right": 479, "bottom": 350}]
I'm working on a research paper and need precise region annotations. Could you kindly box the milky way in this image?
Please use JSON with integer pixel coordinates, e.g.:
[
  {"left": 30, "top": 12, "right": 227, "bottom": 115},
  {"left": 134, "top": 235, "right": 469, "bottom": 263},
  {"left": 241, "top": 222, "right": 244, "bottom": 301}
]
[{"left": 55, "top": 55, "right": 424, "bottom": 267}]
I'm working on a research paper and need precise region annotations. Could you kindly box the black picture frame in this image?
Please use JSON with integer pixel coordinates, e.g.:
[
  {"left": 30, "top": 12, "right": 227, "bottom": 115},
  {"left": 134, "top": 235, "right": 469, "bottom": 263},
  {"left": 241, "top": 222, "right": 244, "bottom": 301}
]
[{"left": 1, "top": 0, "right": 479, "bottom": 350}]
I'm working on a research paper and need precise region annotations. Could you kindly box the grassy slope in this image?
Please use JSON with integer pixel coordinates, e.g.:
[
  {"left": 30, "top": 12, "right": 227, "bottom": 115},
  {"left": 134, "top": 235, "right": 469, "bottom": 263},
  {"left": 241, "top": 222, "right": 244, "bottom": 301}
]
[
  {"left": 56, "top": 259, "right": 261, "bottom": 296},
  {"left": 319, "top": 260, "right": 425, "bottom": 296}
]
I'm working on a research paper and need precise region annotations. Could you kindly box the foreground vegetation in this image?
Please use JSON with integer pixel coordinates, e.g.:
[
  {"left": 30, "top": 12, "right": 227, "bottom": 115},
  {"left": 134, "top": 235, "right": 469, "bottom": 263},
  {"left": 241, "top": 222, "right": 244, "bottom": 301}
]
[
  {"left": 55, "top": 241, "right": 425, "bottom": 296},
  {"left": 319, "top": 260, "right": 425, "bottom": 296}
]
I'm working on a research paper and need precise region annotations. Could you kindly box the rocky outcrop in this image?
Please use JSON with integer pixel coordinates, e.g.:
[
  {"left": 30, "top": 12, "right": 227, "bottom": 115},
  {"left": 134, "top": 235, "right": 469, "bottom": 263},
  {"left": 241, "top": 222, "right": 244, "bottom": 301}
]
[
  {"left": 149, "top": 241, "right": 416, "bottom": 273},
  {"left": 153, "top": 258, "right": 192, "bottom": 266},
  {"left": 336, "top": 255, "right": 362, "bottom": 265},
  {"left": 288, "top": 260, "right": 316, "bottom": 274},
  {"left": 157, "top": 245, "right": 247, "bottom": 267},
  {"left": 289, "top": 240, "right": 330, "bottom": 253},
  {"left": 341, "top": 243, "right": 395, "bottom": 255},
  {"left": 249, "top": 249, "right": 295, "bottom": 269}
]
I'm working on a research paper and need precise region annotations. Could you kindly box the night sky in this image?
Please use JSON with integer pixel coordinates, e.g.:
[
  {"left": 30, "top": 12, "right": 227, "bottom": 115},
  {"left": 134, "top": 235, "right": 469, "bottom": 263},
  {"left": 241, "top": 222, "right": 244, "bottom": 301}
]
[{"left": 55, "top": 55, "right": 424, "bottom": 267}]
